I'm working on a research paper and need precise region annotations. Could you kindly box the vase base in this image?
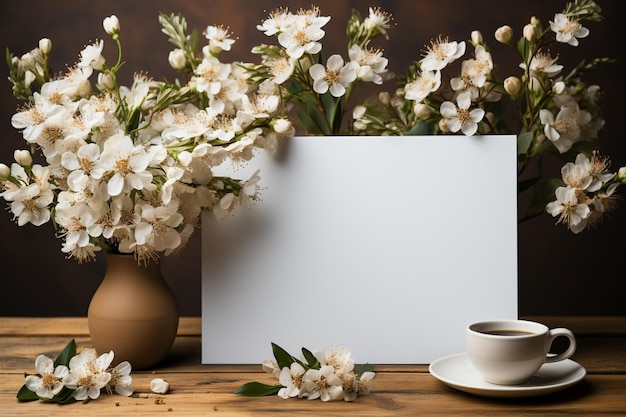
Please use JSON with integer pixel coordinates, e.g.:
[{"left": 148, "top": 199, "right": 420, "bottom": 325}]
[{"left": 88, "top": 315, "right": 179, "bottom": 370}]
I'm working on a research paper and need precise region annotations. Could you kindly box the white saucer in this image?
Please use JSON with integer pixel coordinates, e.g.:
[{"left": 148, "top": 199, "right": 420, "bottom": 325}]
[{"left": 428, "top": 353, "right": 586, "bottom": 398}]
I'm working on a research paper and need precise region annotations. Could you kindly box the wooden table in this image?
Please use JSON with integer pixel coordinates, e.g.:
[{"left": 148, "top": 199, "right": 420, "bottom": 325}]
[{"left": 1, "top": 317, "right": 625, "bottom": 416}]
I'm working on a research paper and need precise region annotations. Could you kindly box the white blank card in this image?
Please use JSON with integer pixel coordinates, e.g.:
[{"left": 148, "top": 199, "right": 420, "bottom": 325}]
[{"left": 201, "top": 135, "right": 518, "bottom": 364}]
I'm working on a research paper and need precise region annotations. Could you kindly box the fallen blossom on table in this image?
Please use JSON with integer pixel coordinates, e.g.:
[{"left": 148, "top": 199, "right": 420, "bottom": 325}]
[{"left": 235, "top": 342, "right": 375, "bottom": 402}]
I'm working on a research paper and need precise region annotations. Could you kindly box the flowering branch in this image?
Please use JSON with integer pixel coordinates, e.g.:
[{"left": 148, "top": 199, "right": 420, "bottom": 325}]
[
  {"left": 351, "top": 0, "right": 625, "bottom": 233},
  {"left": 17, "top": 339, "right": 133, "bottom": 404},
  {"left": 244, "top": 7, "right": 393, "bottom": 135},
  {"left": 235, "top": 343, "right": 375, "bottom": 402}
]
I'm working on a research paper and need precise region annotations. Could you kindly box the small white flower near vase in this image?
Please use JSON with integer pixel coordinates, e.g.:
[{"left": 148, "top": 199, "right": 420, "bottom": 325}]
[{"left": 201, "top": 135, "right": 518, "bottom": 364}]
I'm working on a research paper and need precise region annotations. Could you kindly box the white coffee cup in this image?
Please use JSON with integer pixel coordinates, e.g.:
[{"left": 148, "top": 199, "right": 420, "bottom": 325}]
[{"left": 466, "top": 319, "right": 577, "bottom": 385}]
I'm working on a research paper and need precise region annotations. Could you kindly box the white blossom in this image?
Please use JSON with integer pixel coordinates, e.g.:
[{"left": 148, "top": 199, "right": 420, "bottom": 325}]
[
  {"left": 550, "top": 13, "right": 589, "bottom": 46},
  {"left": 364, "top": 7, "right": 392, "bottom": 39},
  {"left": 107, "top": 361, "right": 133, "bottom": 396},
  {"left": 78, "top": 40, "right": 105, "bottom": 74},
  {"left": 278, "top": 362, "right": 306, "bottom": 399},
  {"left": 24, "top": 355, "right": 69, "bottom": 399},
  {"left": 420, "top": 37, "right": 466, "bottom": 71},
  {"left": 314, "top": 345, "right": 354, "bottom": 375},
  {"left": 299, "top": 366, "right": 344, "bottom": 401},
  {"left": 520, "top": 51, "right": 563, "bottom": 78},
  {"left": 204, "top": 25, "right": 236, "bottom": 54},
  {"left": 440, "top": 92, "right": 485, "bottom": 136},
  {"left": 539, "top": 105, "right": 590, "bottom": 153},
  {"left": 348, "top": 44, "right": 389, "bottom": 84},
  {"left": 404, "top": 70, "right": 441, "bottom": 102},
  {"left": 94, "top": 133, "right": 154, "bottom": 197},
  {"left": 309, "top": 54, "right": 358, "bottom": 97},
  {"left": 276, "top": 8, "right": 329, "bottom": 59},
  {"left": 546, "top": 187, "right": 591, "bottom": 233},
  {"left": 63, "top": 348, "right": 113, "bottom": 401}
]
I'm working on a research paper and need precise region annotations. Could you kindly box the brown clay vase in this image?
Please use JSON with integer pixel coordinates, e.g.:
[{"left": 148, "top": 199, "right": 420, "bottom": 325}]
[{"left": 87, "top": 253, "right": 179, "bottom": 370}]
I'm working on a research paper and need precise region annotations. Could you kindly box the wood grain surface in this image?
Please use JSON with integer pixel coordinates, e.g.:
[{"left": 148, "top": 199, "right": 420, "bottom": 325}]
[{"left": 1, "top": 317, "right": 625, "bottom": 416}]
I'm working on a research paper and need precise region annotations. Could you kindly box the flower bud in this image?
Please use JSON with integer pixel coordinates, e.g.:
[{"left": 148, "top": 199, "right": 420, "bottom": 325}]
[
  {"left": 272, "top": 118, "right": 295, "bottom": 136},
  {"left": 413, "top": 102, "right": 430, "bottom": 119},
  {"left": 553, "top": 81, "right": 566, "bottom": 94},
  {"left": 353, "top": 119, "right": 367, "bottom": 131},
  {"left": 503, "top": 76, "right": 522, "bottom": 96},
  {"left": 523, "top": 24, "right": 537, "bottom": 42},
  {"left": 390, "top": 95, "right": 403, "bottom": 110},
  {"left": 495, "top": 25, "right": 513, "bottom": 45},
  {"left": 618, "top": 166, "right": 626, "bottom": 183},
  {"left": 150, "top": 378, "right": 170, "bottom": 394},
  {"left": 14, "top": 150, "right": 32, "bottom": 166},
  {"left": 471, "top": 30, "right": 483, "bottom": 45},
  {"left": 24, "top": 71, "right": 36, "bottom": 88},
  {"left": 38, "top": 38, "right": 52, "bottom": 54},
  {"left": 0, "top": 163, "right": 10, "bottom": 178},
  {"left": 97, "top": 71, "right": 115, "bottom": 90},
  {"left": 353, "top": 105, "right": 367, "bottom": 119},
  {"left": 484, "top": 112, "right": 496, "bottom": 132},
  {"left": 378, "top": 91, "right": 391, "bottom": 106},
  {"left": 103, "top": 15, "right": 120, "bottom": 36},
  {"left": 168, "top": 49, "right": 186, "bottom": 70},
  {"left": 438, "top": 118, "right": 450, "bottom": 133},
  {"left": 91, "top": 55, "right": 106, "bottom": 71}
]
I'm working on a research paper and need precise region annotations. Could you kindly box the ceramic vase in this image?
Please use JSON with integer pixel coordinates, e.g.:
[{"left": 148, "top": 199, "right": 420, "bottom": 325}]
[{"left": 87, "top": 253, "right": 179, "bottom": 370}]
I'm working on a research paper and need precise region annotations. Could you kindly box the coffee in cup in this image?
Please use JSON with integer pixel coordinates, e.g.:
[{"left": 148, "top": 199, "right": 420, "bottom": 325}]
[{"left": 466, "top": 319, "right": 576, "bottom": 385}]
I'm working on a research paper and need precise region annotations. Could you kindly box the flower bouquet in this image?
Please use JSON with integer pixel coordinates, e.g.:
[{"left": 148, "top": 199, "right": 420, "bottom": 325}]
[{"left": 0, "top": 13, "right": 291, "bottom": 265}]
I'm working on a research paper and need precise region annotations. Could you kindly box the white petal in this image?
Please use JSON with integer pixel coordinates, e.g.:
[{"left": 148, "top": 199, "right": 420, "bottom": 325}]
[
  {"left": 34, "top": 355, "right": 54, "bottom": 374},
  {"left": 107, "top": 173, "right": 125, "bottom": 196},
  {"left": 440, "top": 102, "right": 457, "bottom": 118}
]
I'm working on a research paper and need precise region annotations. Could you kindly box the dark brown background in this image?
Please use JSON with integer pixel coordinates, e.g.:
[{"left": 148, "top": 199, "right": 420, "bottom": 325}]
[{"left": 1, "top": 0, "right": 624, "bottom": 317}]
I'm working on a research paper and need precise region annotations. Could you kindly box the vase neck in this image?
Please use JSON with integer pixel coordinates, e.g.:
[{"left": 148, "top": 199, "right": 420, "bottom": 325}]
[{"left": 104, "top": 253, "right": 161, "bottom": 276}]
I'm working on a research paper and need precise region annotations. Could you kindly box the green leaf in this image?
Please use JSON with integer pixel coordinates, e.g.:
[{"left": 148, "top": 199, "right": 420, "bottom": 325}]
[
  {"left": 295, "top": 102, "right": 329, "bottom": 135},
  {"left": 522, "top": 178, "right": 563, "bottom": 221},
  {"left": 517, "top": 37, "right": 531, "bottom": 62},
  {"left": 54, "top": 339, "right": 76, "bottom": 368},
  {"left": 188, "top": 28, "right": 200, "bottom": 59},
  {"left": 301, "top": 348, "right": 320, "bottom": 369},
  {"left": 517, "top": 130, "right": 534, "bottom": 156},
  {"left": 518, "top": 175, "right": 541, "bottom": 194},
  {"left": 16, "top": 372, "right": 77, "bottom": 404},
  {"left": 406, "top": 120, "right": 429, "bottom": 135},
  {"left": 358, "top": 363, "right": 375, "bottom": 376},
  {"left": 53, "top": 387, "right": 77, "bottom": 404},
  {"left": 271, "top": 342, "right": 295, "bottom": 369},
  {"left": 16, "top": 384, "right": 39, "bottom": 402},
  {"left": 319, "top": 92, "right": 341, "bottom": 134},
  {"left": 126, "top": 107, "right": 142, "bottom": 133},
  {"left": 234, "top": 382, "right": 283, "bottom": 396}
]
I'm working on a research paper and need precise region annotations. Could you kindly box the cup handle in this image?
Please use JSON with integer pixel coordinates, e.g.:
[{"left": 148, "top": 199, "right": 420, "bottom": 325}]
[{"left": 544, "top": 327, "right": 577, "bottom": 363}]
